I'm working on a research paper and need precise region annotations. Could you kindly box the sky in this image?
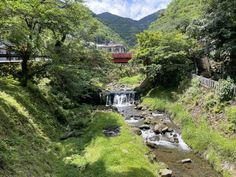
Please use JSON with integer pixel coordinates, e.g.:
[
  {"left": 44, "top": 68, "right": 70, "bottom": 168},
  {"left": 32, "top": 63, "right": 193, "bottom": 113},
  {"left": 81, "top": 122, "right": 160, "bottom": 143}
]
[{"left": 84, "top": 0, "right": 172, "bottom": 20}]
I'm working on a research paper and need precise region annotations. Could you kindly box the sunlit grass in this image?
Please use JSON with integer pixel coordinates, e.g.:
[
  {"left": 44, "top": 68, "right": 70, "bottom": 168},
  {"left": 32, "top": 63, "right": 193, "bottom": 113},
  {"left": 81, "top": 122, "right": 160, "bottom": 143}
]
[
  {"left": 60, "top": 111, "right": 159, "bottom": 177},
  {"left": 142, "top": 87, "right": 236, "bottom": 177},
  {"left": 0, "top": 78, "right": 160, "bottom": 177},
  {"left": 119, "top": 74, "right": 145, "bottom": 86}
]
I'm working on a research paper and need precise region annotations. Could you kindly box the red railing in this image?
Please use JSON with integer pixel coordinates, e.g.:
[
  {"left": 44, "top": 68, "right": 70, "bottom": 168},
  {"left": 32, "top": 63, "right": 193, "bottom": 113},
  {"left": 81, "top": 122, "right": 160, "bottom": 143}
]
[
  {"left": 112, "top": 53, "right": 132, "bottom": 59},
  {"left": 112, "top": 53, "right": 132, "bottom": 63}
]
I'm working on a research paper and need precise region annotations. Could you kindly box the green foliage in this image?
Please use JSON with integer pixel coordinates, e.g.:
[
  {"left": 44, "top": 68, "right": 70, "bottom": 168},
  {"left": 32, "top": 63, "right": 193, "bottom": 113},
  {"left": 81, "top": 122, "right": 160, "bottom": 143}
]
[
  {"left": 196, "top": 0, "right": 236, "bottom": 65},
  {"left": 149, "top": 0, "right": 206, "bottom": 32},
  {"left": 0, "top": 64, "right": 21, "bottom": 78},
  {"left": 180, "top": 78, "right": 201, "bottom": 105},
  {"left": 0, "top": 1, "right": 95, "bottom": 85},
  {"left": 60, "top": 111, "right": 159, "bottom": 177},
  {"left": 0, "top": 78, "right": 160, "bottom": 176},
  {"left": 203, "top": 93, "right": 225, "bottom": 113},
  {"left": 0, "top": 79, "right": 63, "bottom": 176},
  {"left": 97, "top": 11, "right": 163, "bottom": 46},
  {"left": 119, "top": 74, "right": 145, "bottom": 86},
  {"left": 49, "top": 44, "right": 112, "bottom": 104},
  {"left": 135, "top": 31, "right": 193, "bottom": 86},
  {"left": 226, "top": 106, "right": 236, "bottom": 132},
  {"left": 216, "top": 78, "right": 235, "bottom": 101},
  {"left": 142, "top": 87, "right": 236, "bottom": 176},
  {"left": 91, "top": 18, "right": 126, "bottom": 45}
]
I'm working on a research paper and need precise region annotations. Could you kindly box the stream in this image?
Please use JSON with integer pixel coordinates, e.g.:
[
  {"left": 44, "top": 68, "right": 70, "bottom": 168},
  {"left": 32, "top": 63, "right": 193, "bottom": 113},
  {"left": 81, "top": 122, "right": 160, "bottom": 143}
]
[{"left": 106, "top": 89, "right": 222, "bottom": 177}]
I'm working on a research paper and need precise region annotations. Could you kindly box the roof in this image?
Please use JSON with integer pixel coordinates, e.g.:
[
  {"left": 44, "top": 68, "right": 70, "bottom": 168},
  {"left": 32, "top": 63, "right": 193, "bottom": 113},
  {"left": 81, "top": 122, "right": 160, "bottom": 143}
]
[{"left": 96, "top": 44, "right": 125, "bottom": 48}]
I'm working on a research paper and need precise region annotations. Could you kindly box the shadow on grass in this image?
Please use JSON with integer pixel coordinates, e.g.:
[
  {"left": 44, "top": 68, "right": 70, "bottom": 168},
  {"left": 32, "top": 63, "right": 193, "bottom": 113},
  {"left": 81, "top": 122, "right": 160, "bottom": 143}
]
[
  {"left": 58, "top": 112, "right": 157, "bottom": 177},
  {"left": 63, "top": 111, "right": 121, "bottom": 153},
  {"left": 59, "top": 158, "right": 156, "bottom": 177},
  {"left": 0, "top": 79, "right": 63, "bottom": 139},
  {"left": 0, "top": 79, "right": 156, "bottom": 176}
]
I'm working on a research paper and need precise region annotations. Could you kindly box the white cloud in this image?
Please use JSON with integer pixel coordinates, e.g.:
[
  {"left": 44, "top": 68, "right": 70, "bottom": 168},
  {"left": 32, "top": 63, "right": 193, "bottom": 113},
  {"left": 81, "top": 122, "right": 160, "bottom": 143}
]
[{"left": 84, "top": 0, "right": 172, "bottom": 20}]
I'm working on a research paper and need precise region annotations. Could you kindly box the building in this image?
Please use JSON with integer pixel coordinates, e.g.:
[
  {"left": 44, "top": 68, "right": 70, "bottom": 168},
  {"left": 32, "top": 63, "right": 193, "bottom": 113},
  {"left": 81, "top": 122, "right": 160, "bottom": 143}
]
[
  {"left": 0, "top": 40, "right": 19, "bottom": 62},
  {"left": 96, "top": 43, "right": 127, "bottom": 53},
  {"left": 96, "top": 43, "right": 132, "bottom": 63}
]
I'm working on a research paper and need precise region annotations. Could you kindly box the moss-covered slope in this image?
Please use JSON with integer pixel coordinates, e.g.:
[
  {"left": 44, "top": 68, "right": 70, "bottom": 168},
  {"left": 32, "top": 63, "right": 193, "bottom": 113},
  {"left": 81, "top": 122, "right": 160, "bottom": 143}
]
[{"left": 0, "top": 79, "right": 159, "bottom": 177}]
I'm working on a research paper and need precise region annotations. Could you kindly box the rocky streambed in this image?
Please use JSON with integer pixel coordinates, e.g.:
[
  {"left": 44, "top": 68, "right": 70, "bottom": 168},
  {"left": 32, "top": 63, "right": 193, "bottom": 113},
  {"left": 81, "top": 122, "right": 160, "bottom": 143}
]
[
  {"left": 106, "top": 89, "right": 222, "bottom": 177},
  {"left": 119, "top": 105, "right": 222, "bottom": 177}
]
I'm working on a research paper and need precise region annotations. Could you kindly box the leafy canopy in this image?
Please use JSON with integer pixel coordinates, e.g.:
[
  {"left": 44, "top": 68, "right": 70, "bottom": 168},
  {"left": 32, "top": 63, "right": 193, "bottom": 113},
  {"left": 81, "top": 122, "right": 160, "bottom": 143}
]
[{"left": 135, "top": 31, "right": 193, "bottom": 86}]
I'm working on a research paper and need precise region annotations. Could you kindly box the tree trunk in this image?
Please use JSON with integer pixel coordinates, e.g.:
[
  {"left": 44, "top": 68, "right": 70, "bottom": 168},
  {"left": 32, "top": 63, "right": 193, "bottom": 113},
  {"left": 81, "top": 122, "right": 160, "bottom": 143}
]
[{"left": 20, "top": 55, "right": 29, "bottom": 87}]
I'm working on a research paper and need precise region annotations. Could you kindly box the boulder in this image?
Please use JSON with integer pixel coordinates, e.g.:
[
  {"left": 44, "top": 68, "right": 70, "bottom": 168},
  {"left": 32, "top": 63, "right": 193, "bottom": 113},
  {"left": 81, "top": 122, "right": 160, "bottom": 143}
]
[
  {"left": 103, "top": 126, "right": 120, "bottom": 137},
  {"left": 135, "top": 105, "right": 143, "bottom": 110},
  {"left": 154, "top": 124, "right": 165, "bottom": 134},
  {"left": 180, "top": 158, "right": 192, "bottom": 164},
  {"left": 169, "top": 137, "right": 175, "bottom": 143},
  {"left": 161, "top": 127, "right": 169, "bottom": 133},
  {"left": 139, "top": 124, "right": 150, "bottom": 130},
  {"left": 146, "top": 141, "right": 158, "bottom": 149},
  {"left": 144, "top": 119, "right": 152, "bottom": 125},
  {"left": 132, "top": 127, "right": 142, "bottom": 136},
  {"left": 149, "top": 136, "right": 160, "bottom": 141},
  {"left": 152, "top": 112, "right": 165, "bottom": 119},
  {"left": 159, "top": 169, "right": 172, "bottom": 177},
  {"left": 174, "top": 137, "right": 179, "bottom": 143}
]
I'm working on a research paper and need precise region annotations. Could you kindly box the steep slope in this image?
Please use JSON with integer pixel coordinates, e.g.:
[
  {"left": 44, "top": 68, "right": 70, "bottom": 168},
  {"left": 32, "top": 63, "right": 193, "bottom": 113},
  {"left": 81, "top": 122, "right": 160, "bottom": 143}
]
[
  {"left": 149, "top": 0, "right": 206, "bottom": 32},
  {"left": 137, "top": 10, "right": 164, "bottom": 30},
  {"left": 97, "top": 12, "right": 141, "bottom": 46},
  {"left": 92, "top": 16, "right": 126, "bottom": 45},
  {"left": 0, "top": 79, "right": 159, "bottom": 176},
  {"left": 97, "top": 10, "right": 163, "bottom": 46}
]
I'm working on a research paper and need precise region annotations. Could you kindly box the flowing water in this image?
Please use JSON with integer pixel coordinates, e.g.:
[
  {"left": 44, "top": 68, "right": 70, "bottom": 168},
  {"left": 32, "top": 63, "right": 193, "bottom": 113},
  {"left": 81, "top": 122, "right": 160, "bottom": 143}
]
[{"left": 106, "top": 90, "right": 222, "bottom": 177}]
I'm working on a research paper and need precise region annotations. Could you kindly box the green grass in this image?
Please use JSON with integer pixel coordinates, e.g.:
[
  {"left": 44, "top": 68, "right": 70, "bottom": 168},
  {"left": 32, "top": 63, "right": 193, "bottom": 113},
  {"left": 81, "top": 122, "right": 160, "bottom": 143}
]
[
  {"left": 0, "top": 78, "right": 159, "bottom": 176},
  {"left": 119, "top": 74, "right": 145, "bottom": 86},
  {"left": 59, "top": 111, "right": 159, "bottom": 177},
  {"left": 142, "top": 87, "right": 236, "bottom": 177},
  {"left": 0, "top": 78, "right": 64, "bottom": 176},
  {"left": 225, "top": 106, "right": 236, "bottom": 132}
]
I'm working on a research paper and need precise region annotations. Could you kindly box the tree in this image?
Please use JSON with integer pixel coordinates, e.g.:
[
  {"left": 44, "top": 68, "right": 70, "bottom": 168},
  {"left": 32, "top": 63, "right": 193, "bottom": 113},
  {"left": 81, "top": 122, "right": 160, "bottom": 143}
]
[
  {"left": 0, "top": 0, "right": 90, "bottom": 86},
  {"left": 135, "top": 31, "right": 193, "bottom": 87},
  {"left": 196, "top": 0, "right": 236, "bottom": 78}
]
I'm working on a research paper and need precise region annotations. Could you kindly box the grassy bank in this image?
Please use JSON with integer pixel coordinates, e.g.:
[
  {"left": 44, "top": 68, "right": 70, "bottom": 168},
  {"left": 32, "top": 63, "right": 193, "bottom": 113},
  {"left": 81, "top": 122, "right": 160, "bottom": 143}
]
[
  {"left": 119, "top": 74, "right": 145, "bottom": 87},
  {"left": 60, "top": 111, "right": 159, "bottom": 177},
  {"left": 0, "top": 78, "right": 159, "bottom": 176},
  {"left": 141, "top": 81, "right": 236, "bottom": 177}
]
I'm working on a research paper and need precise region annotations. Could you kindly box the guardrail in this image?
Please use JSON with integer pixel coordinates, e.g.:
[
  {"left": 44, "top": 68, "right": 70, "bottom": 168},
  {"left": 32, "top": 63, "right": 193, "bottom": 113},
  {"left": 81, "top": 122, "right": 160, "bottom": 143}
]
[{"left": 192, "top": 74, "right": 236, "bottom": 95}]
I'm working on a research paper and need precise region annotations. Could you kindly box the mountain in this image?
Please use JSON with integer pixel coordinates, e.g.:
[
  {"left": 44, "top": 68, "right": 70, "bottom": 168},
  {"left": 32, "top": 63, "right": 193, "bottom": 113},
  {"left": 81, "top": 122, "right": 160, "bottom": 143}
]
[
  {"left": 149, "top": 0, "right": 206, "bottom": 32},
  {"left": 96, "top": 10, "right": 163, "bottom": 46},
  {"left": 92, "top": 18, "right": 126, "bottom": 45},
  {"left": 138, "top": 9, "right": 165, "bottom": 30}
]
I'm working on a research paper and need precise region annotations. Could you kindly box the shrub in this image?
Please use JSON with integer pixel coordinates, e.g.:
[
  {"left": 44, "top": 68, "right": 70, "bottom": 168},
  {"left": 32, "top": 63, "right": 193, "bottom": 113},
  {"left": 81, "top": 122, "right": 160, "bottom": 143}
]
[
  {"left": 204, "top": 93, "right": 224, "bottom": 113},
  {"left": 119, "top": 74, "right": 145, "bottom": 86},
  {"left": 226, "top": 106, "right": 236, "bottom": 132},
  {"left": 180, "top": 78, "right": 201, "bottom": 104},
  {"left": 216, "top": 78, "right": 235, "bottom": 101}
]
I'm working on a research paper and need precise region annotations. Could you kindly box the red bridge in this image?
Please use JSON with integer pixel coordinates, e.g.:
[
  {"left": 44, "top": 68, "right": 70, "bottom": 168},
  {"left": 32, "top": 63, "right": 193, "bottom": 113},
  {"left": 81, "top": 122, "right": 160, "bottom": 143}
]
[{"left": 112, "top": 53, "right": 132, "bottom": 63}]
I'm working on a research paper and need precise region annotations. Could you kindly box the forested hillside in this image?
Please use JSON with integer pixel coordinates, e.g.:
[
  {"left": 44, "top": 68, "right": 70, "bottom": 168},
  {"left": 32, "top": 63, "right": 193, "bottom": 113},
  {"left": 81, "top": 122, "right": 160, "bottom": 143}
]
[
  {"left": 133, "top": 0, "right": 236, "bottom": 176},
  {"left": 149, "top": 0, "right": 206, "bottom": 32},
  {"left": 91, "top": 16, "right": 126, "bottom": 45},
  {"left": 97, "top": 10, "right": 163, "bottom": 46}
]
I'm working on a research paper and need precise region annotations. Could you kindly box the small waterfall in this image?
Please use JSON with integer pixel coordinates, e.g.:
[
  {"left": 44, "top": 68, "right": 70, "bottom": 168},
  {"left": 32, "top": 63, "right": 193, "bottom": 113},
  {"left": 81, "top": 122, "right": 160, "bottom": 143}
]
[{"left": 106, "top": 91, "right": 136, "bottom": 107}]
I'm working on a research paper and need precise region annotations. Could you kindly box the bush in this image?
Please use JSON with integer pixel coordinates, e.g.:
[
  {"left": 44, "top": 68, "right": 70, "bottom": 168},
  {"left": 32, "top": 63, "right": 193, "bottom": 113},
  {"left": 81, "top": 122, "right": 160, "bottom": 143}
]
[
  {"left": 204, "top": 93, "right": 225, "bottom": 113},
  {"left": 226, "top": 106, "right": 236, "bottom": 132},
  {"left": 180, "top": 78, "right": 201, "bottom": 104},
  {"left": 119, "top": 74, "right": 145, "bottom": 86},
  {"left": 216, "top": 78, "right": 235, "bottom": 101}
]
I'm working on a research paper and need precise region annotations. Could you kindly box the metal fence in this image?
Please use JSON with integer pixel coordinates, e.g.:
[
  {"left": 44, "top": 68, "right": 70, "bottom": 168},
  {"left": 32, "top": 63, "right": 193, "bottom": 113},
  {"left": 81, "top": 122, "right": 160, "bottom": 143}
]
[{"left": 192, "top": 74, "right": 236, "bottom": 95}]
